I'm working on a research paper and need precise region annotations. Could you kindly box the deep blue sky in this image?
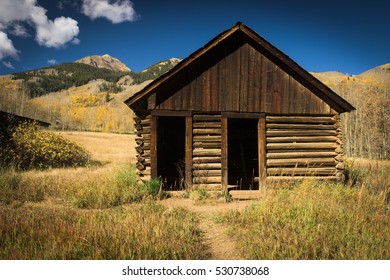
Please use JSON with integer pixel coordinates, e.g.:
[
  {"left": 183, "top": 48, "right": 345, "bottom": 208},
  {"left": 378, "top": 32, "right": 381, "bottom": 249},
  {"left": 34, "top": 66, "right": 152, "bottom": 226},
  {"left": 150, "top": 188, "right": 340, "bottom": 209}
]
[{"left": 0, "top": 0, "right": 389, "bottom": 75}]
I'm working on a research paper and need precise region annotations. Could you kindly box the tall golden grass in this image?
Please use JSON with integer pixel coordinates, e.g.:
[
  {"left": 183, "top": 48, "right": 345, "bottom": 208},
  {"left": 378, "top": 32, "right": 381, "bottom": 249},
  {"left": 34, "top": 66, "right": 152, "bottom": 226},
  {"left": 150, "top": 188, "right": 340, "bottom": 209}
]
[
  {"left": 0, "top": 127, "right": 210, "bottom": 260},
  {"left": 0, "top": 164, "right": 209, "bottom": 259},
  {"left": 0, "top": 202, "right": 208, "bottom": 259},
  {"left": 1, "top": 130, "right": 389, "bottom": 260},
  {"left": 219, "top": 160, "right": 390, "bottom": 259}
]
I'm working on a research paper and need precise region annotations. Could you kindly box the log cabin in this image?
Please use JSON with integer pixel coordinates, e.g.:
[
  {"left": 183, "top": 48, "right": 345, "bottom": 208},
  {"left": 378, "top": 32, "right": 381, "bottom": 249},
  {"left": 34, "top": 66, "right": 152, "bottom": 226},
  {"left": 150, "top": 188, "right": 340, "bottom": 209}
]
[{"left": 125, "top": 22, "right": 355, "bottom": 192}]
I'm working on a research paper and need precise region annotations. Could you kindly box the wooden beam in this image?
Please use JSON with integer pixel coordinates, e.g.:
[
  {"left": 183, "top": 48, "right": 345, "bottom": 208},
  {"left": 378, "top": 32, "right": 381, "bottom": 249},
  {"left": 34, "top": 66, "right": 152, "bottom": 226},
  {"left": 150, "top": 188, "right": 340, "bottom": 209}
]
[
  {"left": 221, "top": 116, "right": 228, "bottom": 189},
  {"left": 258, "top": 114, "right": 266, "bottom": 189},
  {"left": 266, "top": 116, "right": 336, "bottom": 124},
  {"left": 135, "top": 127, "right": 151, "bottom": 137},
  {"left": 267, "top": 158, "right": 336, "bottom": 166},
  {"left": 267, "top": 167, "right": 337, "bottom": 176},
  {"left": 185, "top": 115, "right": 193, "bottom": 188},
  {"left": 193, "top": 142, "right": 221, "bottom": 149},
  {"left": 193, "top": 149, "right": 221, "bottom": 157},
  {"left": 193, "top": 163, "right": 222, "bottom": 170},
  {"left": 267, "top": 136, "right": 338, "bottom": 143},
  {"left": 193, "top": 157, "right": 222, "bottom": 163},
  {"left": 193, "top": 115, "right": 221, "bottom": 121},
  {"left": 267, "top": 123, "right": 335, "bottom": 130},
  {"left": 267, "top": 151, "right": 337, "bottom": 159},
  {"left": 222, "top": 112, "right": 260, "bottom": 119},
  {"left": 267, "top": 142, "right": 338, "bottom": 150},
  {"left": 266, "top": 130, "right": 338, "bottom": 136},
  {"left": 151, "top": 110, "right": 192, "bottom": 117},
  {"left": 193, "top": 128, "right": 222, "bottom": 135},
  {"left": 193, "top": 170, "right": 221, "bottom": 176},
  {"left": 150, "top": 116, "right": 158, "bottom": 179},
  {"left": 193, "top": 122, "right": 221, "bottom": 128},
  {"left": 193, "top": 135, "right": 221, "bottom": 142},
  {"left": 266, "top": 176, "right": 340, "bottom": 181},
  {"left": 193, "top": 177, "right": 222, "bottom": 183}
]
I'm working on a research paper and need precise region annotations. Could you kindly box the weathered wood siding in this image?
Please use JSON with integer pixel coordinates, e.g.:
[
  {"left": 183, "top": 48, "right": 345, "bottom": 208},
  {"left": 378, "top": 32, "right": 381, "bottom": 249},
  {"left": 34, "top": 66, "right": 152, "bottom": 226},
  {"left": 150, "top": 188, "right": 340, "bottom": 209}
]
[
  {"left": 192, "top": 114, "right": 222, "bottom": 189},
  {"left": 154, "top": 43, "right": 335, "bottom": 115},
  {"left": 265, "top": 115, "right": 344, "bottom": 181},
  {"left": 134, "top": 114, "right": 151, "bottom": 181}
]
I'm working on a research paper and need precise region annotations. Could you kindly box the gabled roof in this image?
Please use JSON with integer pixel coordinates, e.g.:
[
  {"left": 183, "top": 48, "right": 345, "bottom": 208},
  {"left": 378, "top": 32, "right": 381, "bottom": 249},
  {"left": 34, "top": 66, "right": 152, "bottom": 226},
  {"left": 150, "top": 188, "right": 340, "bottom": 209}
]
[
  {"left": 0, "top": 110, "right": 51, "bottom": 128},
  {"left": 125, "top": 22, "right": 355, "bottom": 113}
]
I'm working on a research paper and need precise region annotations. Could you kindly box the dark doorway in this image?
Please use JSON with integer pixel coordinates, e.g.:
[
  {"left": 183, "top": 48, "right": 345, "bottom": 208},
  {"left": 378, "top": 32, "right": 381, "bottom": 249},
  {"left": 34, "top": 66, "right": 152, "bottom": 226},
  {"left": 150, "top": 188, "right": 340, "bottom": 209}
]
[
  {"left": 228, "top": 118, "right": 259, "bottom": 190},
  {"left": 157, "top": 117, "right": 185, "bottom": 190}
]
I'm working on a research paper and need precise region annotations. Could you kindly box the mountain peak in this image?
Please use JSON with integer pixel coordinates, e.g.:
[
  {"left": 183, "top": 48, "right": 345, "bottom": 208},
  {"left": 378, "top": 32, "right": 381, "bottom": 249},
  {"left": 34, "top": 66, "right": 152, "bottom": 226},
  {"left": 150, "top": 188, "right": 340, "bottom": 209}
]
[{"left": 76, "top": 54, "right": 131, "bottom": 72}]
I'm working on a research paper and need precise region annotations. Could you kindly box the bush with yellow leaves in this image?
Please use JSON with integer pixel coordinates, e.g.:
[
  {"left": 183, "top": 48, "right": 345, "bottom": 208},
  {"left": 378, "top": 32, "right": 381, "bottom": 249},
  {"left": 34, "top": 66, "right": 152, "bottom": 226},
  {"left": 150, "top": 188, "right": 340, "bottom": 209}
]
[{"left": 5, "top": 122, "right": 90, "bottom": 169}]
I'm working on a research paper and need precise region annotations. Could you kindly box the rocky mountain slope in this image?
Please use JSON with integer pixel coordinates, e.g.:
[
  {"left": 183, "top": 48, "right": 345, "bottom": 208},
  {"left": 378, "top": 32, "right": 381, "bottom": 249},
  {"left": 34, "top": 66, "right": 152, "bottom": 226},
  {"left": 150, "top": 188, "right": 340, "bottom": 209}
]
[{"left": 76, "top": 54, "right": 131, "bottom": 72}]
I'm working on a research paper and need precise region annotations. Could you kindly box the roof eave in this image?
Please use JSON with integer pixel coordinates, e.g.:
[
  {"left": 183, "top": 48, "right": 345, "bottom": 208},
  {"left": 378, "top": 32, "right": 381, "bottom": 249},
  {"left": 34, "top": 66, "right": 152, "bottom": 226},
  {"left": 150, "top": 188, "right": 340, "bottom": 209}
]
[
  {"left": 125, "top": 24, "right": 242, "bottom": 108},
  {"left": 125, "top": 22, "right": 356, "bottom": 114}
]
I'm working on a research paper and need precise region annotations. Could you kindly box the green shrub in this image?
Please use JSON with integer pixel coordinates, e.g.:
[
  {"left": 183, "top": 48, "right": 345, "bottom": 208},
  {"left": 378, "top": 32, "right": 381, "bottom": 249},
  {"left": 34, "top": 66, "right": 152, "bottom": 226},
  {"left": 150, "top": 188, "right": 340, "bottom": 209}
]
[
  {"left": 143, "top": 178, "right": 162, "bottom": 198},
  {"left": 6, "top": 122, "right": 90, "bottom": 169}
]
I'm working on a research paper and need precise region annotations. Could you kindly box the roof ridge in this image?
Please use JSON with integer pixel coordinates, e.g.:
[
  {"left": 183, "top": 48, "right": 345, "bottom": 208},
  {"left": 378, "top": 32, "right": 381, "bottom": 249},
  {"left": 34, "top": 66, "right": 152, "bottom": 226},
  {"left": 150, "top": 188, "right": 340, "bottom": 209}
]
[{"left": 125, "top": 23, "right": 355, "bottom": 113}]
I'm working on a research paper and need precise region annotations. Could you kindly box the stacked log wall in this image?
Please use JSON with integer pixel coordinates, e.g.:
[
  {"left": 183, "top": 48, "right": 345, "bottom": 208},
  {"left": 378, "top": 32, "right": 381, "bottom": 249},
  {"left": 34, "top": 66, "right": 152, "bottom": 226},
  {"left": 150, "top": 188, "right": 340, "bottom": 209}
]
[
  {"left": 134, "top": 114, "right": 151, "bottom": 182},
  {"left": 192, "top": 114, "right": 222, "bottom": 190},
  {"left": 266, "top": 115, "right": 344, "bottom": 181}
]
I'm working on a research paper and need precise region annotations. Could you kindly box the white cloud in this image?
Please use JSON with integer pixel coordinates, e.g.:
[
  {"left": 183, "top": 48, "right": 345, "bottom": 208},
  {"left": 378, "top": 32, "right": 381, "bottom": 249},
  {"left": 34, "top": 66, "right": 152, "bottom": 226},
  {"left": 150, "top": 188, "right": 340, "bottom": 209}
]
[
  {"left": 29, "top": 3, "right": 80, "bottom": 48},
  {"left": 48, "top": 59, "right": 57, "bottom": 65},
  {"left": 0, "top": 0, "right": 32, "bottom": 25},
  {"left": 82, "top": 0, "right": 138, "bottom": 24},
  {"left": 0, "top": 0, "right": 80, "bottom": 57},
  {"left": 9, "top": 23, "right": 29, "bottom": 37},
  {"left": 34, "top": 16, "right": 80, "bottom": 48},
  {"left": 0, "top": 31, "right": 19, "bottom": 60},
  {"left": 2, "top": 61, "right": 15, "bottom": 69}
]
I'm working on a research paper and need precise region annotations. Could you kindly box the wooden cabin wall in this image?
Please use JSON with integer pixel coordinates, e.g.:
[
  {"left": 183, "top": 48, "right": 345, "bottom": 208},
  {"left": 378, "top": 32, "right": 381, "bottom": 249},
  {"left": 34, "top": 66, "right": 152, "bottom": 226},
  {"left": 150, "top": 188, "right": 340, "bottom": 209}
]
[
  {"left": 192, "top": 114, "right": 222, "bottom": 190},
  {"left": 155, "top": 43, "right": 336, "bottom": 115},
  {"left": 265, "top": 114, "right": 344, "bottom": 181},
  {"left": 134, "top": 114, "right": 151, "bottom": 181},
  {"left": 133, "top": 111, "right": 345, "bottom": 188}
]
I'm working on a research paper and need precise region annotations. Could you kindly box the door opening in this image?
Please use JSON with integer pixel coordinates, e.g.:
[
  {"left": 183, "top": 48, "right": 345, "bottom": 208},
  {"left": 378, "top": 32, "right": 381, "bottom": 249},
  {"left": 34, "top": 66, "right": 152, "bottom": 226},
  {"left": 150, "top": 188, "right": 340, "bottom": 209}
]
[
  {"left": 228, "top": 118, "right": 259, "bottom": 190},
  {"left": 157, "top": 116, "right": 185, "bottom": 190}
]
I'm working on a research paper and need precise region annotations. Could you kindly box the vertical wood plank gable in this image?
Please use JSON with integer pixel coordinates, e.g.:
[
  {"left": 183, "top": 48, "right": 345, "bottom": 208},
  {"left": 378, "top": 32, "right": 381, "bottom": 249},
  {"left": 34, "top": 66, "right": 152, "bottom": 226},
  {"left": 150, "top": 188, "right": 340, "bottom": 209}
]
[
  {"left": 218, "top": 54, "right": 227, "bottom": 112},
  {"left": 210, "top": 62, "right": 219, "bottom": 111},
  {"left": 253, "top": 48, "right": 261, "bottom": 112},
  {"left": 239, "top": 44, "right": 249, "bottom": 112},
  {"left": 271, "top": 65, "right": 282, "bottom": 114},
  {"left": 202, "top": 70, "right": 211, "bottom": 111},
  {"left": 153, "top": 43, "right": 339, "bottom": 115}
]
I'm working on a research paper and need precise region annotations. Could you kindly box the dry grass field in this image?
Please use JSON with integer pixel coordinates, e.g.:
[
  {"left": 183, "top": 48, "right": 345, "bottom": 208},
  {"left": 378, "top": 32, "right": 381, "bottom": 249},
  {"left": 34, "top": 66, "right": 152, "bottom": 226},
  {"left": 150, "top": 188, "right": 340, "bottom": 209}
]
[
  {"left": 56, "top": 131, "right": 136, "bottom": 165},
  {"left": 1, "top": 131, "right": 389, "bottom": 260}
]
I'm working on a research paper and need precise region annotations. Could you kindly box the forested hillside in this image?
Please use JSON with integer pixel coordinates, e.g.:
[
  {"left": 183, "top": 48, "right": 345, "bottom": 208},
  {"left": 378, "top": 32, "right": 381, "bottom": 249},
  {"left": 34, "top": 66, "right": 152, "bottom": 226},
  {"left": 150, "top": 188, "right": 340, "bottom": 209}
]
[
  {"left": 0, "top": 58, "right": 180, "bottom": 133},
  {"left": 313, "top": 64, "right": 390, "bottom": 159},
  {"left": 12, "top": 63, "right": 129, "bottom": 98}
]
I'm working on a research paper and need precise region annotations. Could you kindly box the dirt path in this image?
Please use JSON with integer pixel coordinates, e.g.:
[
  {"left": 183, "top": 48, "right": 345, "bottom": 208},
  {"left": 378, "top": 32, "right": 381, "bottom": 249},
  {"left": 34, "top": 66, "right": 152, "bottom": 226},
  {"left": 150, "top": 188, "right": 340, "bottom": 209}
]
[{"left": 161, "top": 197, "right": 251, "bottom": 259}]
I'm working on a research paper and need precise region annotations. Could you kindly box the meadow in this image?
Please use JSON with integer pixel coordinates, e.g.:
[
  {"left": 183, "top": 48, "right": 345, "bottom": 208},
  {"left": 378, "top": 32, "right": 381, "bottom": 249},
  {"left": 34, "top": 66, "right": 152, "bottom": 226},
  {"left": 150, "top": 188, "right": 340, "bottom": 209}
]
[
  {"left": 218, "top": 160, "right": 390, "bottom": 259},
  {"left": 0, "top": 131, "right": 389, "bottom": 260},
  {"left": 0, "top": 131, "right": 209, "bottom": 259}
]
